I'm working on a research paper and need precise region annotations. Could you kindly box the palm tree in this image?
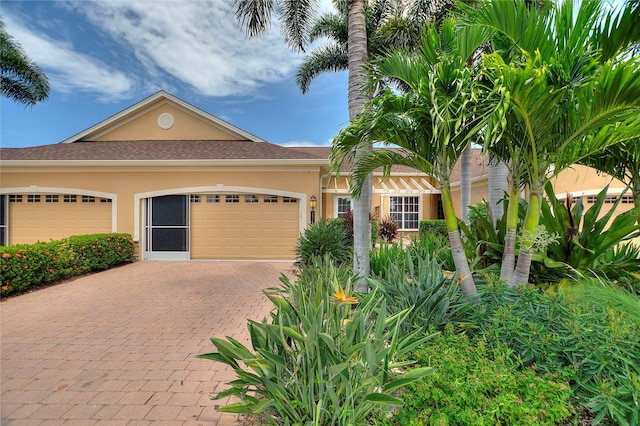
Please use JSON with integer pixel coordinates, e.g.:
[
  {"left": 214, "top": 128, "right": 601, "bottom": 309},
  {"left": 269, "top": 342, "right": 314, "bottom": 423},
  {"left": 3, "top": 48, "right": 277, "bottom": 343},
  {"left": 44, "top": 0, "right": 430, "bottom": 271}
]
[
  {"left": 332, "top": 18, "right": 502, "bottom": 296},
  {"left": 0, "top": 20, "right": 50, "bottom": 106},
  {"left": 234, "top": 0, "right": 372, "bottom": 288},
  {"left": 463, "top": 0, "right": 640, "bottom": 286}
]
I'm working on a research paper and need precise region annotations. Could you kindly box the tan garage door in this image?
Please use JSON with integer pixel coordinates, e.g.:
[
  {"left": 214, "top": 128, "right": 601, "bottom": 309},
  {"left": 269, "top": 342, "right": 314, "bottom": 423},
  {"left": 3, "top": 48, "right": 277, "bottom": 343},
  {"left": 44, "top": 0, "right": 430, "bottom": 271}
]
[
  {"left": 8, "top": 194, "right": 112, "bottom": 244},
  {"left": 190, "top": 194, "right": 299, "bottom": 260}
]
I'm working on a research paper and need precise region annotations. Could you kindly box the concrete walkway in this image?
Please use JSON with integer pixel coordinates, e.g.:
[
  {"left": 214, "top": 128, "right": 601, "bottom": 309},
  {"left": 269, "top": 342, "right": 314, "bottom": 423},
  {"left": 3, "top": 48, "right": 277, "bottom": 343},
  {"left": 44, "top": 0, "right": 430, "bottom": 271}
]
[{"left": 1, "top": 261, "right": 294, "bottom": 425}]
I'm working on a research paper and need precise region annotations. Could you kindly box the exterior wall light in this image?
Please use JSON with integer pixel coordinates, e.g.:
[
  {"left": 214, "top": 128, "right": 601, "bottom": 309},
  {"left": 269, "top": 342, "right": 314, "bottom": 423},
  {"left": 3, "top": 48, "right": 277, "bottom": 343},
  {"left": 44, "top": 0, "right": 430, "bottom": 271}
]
[{"left": 310, "top": 194, "right": 317, "bottom": 224}]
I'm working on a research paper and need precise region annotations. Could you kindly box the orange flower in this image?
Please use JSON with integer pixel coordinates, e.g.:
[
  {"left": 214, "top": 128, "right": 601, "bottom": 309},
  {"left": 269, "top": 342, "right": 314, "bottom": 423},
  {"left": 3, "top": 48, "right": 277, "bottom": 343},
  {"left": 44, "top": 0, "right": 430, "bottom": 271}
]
[
  {"left": 1, "top": 286, "right": 8, "bottom": 291},
  {"left": 332, "top": 286, "right": 357, "bottom": 304},
  {"left": 1, "top": 253, "right": 11, "bottom": 259}
]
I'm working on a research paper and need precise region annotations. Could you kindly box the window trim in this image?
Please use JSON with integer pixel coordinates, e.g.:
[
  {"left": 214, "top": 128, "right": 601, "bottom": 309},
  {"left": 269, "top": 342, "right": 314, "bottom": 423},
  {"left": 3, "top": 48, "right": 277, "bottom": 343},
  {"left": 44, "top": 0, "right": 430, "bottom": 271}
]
[
  {"left": 334, "top": 196, "right": 352, "bottom": 218},
  {"left": 388, "top": 195, "right": 421, "bottom": 231}
]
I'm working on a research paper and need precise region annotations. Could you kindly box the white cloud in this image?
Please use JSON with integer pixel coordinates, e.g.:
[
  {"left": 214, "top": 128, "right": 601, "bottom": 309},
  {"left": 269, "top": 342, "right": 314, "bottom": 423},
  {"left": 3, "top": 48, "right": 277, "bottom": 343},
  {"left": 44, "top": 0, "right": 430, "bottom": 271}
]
[
  {"left": 73, "top": 1, "right": 305, "bottom": 98},
  {"left": 2, "top": 14, "right": 134, "bottom": 102},
  {"left": 278, "top": 139, "right": 332, "bottom": 147}
]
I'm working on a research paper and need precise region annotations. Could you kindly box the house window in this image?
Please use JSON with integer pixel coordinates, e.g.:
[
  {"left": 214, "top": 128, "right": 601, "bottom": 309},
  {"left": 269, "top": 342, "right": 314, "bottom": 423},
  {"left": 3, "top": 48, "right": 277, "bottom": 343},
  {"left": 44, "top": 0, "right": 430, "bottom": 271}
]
[
  {"left": 226, "top": 195, "right": 239, "bottom": 203},
  {"left": 245, "top": 194, "right": 259, "bottom": 203},
  {"left": 27, "top": 195, "right": 41, "bottom": 203},
  {"left": 100, "top": 198, "right": 112, "bottom": 203},
  {"left": 283, "top": 197, "right": 297, "bottom": 203},
  {"left": 604, "top": 196, "right": 618, "bottom": 204},
  {"left": 64, "top": 195, "right": 77, "bottom": 203},
  {"left": 45, "top": 195, "right": 59, "bottom": 203},
  {"left": 190, "top": 195, "right": 201, "bottom": 203},
  {"left": 390, "top": 196, "right": 419, "bottom": 230},
  {"left": 264, "top": 195, "right": 278, "bottom": 203},
  {"left": 336, "top": 197, "right": 351, "bottom": 218},
  {"left": 621, "top": 196, "right": 634, "bottom": 204},
  {"left": 82, "top": 196, "right": 96, "bottom": 203},
  {"left": 587, "top": 196, "right": 597, "bottom": 204},
  {"left": 9, "top": 195, "right": 22, "bottom": 203},
  {"left": 206, "top": 195, "right": 220, "bottom": 203}
]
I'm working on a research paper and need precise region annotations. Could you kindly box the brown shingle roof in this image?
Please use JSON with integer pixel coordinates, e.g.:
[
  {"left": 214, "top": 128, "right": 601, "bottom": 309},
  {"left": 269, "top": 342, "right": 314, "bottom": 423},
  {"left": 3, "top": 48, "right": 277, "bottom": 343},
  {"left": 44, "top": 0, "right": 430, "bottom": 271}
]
[
  {"left": 1, "top": 140, "right": 320, "bottom": 161},
  {"left": 288, "top": 146, "right": 428, "bottom": 174}
]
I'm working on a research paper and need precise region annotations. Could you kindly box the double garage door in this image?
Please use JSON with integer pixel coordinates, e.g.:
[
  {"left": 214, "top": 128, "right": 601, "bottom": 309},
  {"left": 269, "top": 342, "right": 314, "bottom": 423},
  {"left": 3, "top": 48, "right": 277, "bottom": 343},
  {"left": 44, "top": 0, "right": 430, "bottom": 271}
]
[{"left": 145, "top": 193, "right": 299, "bottom": 260}]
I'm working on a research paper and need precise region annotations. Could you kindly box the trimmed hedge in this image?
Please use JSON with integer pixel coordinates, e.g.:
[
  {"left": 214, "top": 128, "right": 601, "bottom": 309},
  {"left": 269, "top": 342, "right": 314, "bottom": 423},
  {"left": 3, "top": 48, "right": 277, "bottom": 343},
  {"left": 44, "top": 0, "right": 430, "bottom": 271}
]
[
  {"left": 419, "top": 219, "right": 447, "bottom": 239},
  {"left": 1, "top": 233, "right": 135, "bottom": 296}
]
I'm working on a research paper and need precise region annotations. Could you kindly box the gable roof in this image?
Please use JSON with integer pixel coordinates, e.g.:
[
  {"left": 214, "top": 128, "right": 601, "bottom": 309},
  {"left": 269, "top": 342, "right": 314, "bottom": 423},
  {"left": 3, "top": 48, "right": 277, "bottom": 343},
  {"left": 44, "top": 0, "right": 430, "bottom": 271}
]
[{"left": 61, "top": 91, "right": 265, "bottom": 143}]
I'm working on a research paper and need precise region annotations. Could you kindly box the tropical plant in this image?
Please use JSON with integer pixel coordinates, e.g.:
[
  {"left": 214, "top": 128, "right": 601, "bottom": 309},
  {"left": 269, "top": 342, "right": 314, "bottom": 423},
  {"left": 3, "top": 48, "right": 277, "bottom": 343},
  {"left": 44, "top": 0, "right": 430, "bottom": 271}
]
[
  {"left": 460, "top": 0, "right": 640, "bottom": 286},
  {"left": 198, "top": 259, "right": 434, "bottom": 425},
  {"left": 368, "top": 251, "right": 472, "bottom": 334},
  {"left": 377, "top": 216, "right": 398, "bottom": 242},
  {"left": 295, "top": 220, "right": 351, "bottom": 266},
  {"left": 369, "top": 241, "right": 405, "bottom": 277},
  {"left": 233, "top": 0, "right": 372, "bottom": 289},
  {"left": 462, "top": 278, "right": 640, "bottom": 425},
  {"left": 535, "top": 183, "right": 640, "bottom": 283},
  {"left": 381, "top": 326, "right": 575, "bottom": 426},
  {"left": 407, "top": 234, "right": 454, "bottom": 272},
  {"left": 331, "top": 17, "right": 506, "bottom": 296},
  {"left": 418, "top": 219, "right": 447, "bottom": 239},
  {"left": 0, "top": 20, "right": 50, "bottom": 106}
]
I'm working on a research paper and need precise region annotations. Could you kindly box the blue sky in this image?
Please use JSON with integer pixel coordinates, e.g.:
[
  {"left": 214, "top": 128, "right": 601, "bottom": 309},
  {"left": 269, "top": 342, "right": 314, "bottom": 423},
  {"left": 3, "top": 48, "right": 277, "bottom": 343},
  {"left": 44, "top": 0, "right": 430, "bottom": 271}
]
[{"left": 1, "top": 0, "right": 348, "bottom": 148}]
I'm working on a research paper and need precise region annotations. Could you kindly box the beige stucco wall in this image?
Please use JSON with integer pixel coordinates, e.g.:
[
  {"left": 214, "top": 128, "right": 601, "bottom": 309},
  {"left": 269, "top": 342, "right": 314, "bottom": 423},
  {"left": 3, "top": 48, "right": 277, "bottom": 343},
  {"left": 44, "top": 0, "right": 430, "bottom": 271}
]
[
  {"left": 450, "top": 178, "right": 489, "bottom": 218},
  {"left": 93, "top": 103, "right": 244, "bottom": 141},
  {"left": 1, "top": 165, "right": 321, "bottom": 244}
]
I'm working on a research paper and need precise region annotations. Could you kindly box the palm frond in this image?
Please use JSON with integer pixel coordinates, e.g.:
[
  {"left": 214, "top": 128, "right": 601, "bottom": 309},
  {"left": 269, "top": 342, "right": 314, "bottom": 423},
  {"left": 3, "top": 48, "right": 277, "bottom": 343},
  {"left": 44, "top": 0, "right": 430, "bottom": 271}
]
[{"left": 296, "top": 44, "right": 348, "bottom": 93}]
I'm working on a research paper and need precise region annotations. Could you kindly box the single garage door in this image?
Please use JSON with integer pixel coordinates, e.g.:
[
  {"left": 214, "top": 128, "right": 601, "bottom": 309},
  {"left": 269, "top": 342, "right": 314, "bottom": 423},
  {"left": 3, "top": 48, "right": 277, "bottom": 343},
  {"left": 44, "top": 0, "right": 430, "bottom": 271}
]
[
  {"left": 190, "top": 193, "right": 299, "bottom": 260},
  {"left": 7, "top": 194, "right": 112, "bottom": 244}
]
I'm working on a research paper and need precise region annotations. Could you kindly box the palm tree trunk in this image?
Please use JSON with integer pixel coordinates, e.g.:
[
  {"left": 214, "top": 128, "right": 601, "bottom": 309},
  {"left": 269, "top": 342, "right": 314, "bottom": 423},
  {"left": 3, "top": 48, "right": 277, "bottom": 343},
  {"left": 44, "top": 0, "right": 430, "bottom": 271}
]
[
  {"left": 488, "top": 157, "right": 509, "bottom": 228},
  {"left": 510, "top": 191, "right": 541, "bottom": 286},
  {"left": 499, "top": 184, "right": 520, "bottom": 282},
  {"left": 460, "top": 144, "right": 472, "bottom": 222},
  {"left": 441, "top": 186, "right": 476, "bottom": 296},
  {"left": 347, "top": 0, "right": 371, "bottom": 292}
]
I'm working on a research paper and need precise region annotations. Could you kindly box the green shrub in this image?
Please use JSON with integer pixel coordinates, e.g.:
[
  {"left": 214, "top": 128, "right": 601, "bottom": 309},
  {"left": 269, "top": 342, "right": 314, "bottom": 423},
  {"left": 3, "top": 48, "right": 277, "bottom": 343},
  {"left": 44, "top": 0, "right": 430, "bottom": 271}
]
[
  {"left": 199, "top": 259, "right": 434, "bottom": 425},
  {"left": 370, "top": 241, "right": 405, "bottom": 277},
  {"left": 407, "top": 234, "right": 454, "bottom": 272},
  {"left": 378, "top": 216, "right": 398, "bottom": 242},
  {"left": 382, "top": 326, "right": 575, "bottom": 426},
  {"left": 462, "top": 278, "right": 640, "bottom": 425},
  {"left": 1, "top": 233, "right": 134, "bottom": 296},
  {"left": 295, "top": 221, "right": 351, "bottom": 266},
  {"left": 368, "top": 252, "right": 472, "bottom": 333},
  {"left": 419, "top": 220, "right": 447, "bottom": 240}
]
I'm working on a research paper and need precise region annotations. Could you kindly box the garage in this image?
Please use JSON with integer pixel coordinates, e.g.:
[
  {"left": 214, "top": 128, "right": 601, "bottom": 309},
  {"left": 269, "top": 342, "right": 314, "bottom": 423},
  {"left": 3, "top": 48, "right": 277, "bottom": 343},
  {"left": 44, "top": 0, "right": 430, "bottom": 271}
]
[
  {"left": 6, "top": 194, "right": 112, "bottom": 244},
  {"left": 190, "top": 193, "right": 299, "bottom": 260}
]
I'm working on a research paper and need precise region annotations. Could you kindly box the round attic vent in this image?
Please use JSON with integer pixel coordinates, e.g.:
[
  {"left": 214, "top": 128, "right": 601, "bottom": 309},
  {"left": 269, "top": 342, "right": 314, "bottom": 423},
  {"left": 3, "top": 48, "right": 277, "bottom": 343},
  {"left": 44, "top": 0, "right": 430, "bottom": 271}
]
[{"left": 157, "top": 112, "right": 174, "bottom": 130}]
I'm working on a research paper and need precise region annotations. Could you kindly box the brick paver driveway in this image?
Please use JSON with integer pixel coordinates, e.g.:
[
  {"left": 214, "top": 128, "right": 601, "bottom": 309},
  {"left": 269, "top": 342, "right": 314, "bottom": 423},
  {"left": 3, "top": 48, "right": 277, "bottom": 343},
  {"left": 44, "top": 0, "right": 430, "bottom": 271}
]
[{"left": 1, "top": 261, "right": 294, "bottom": 425}]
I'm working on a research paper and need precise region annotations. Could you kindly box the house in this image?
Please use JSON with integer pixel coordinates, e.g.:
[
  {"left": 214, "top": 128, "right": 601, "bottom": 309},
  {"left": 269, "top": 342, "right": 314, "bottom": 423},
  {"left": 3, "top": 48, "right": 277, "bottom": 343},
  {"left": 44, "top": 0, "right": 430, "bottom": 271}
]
[
  {"left": 2, "top": 91, "right": 632, "bottom": 260},
  {"left": 0, "top": 91, "right": 441, "bottom": 260}
]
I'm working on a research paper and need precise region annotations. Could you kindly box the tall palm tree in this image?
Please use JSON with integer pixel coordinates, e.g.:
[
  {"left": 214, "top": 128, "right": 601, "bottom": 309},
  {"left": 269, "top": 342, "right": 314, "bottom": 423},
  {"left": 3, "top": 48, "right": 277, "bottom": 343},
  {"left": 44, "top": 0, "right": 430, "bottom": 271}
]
[
  {"left": 332, "top": 18, "right": 502, "bottom": 296},
  {"left": 0, "top": 20, "right": 49, "bottom": 107},
  {"left": 234, "top": 0, "right": 372, "bottom": 288},
  {"left": 463, "top": 0, "right": 640, "bottom": 286}
]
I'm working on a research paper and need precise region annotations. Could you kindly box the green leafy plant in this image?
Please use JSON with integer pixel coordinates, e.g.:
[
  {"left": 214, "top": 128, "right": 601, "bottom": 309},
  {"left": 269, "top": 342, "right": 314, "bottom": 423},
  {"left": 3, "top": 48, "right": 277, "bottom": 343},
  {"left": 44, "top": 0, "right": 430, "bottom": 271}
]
[
  {"left": 418, "top": 220, "right": 448, "bottom": 240},
  {"left": 536, "top": 183, "right": 640, "bottom": 284},
  {"left": 199, "top": 259, "right": 434, "bottom": 425},
  {"left": 295, "top": 220, "right": 351, "bottom": 267},
  {"left": 408, "top": 234, "right": 455, "bottom": 272},
  {"left": 370, "top": 241, "right": 405, "bottom": 277},
  {"left": 378, "top": 216, "right": 398, "bottom": 242},
  {"left": 462, "top": 278, "right": 640, "bottom": 425},
  {"left": 368, "top": 251, "right": 473, "bottom": 334},
  {"left": 382, "top": 326, "right": 575, "bottom": 426}
]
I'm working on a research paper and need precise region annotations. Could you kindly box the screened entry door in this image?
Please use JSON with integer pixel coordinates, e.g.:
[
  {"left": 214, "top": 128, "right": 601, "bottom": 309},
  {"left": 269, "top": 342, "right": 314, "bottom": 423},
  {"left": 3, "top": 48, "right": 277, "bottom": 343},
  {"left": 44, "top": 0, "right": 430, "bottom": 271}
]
[{"left": 145, "top": 195, "right": 190, "bottom": 260}]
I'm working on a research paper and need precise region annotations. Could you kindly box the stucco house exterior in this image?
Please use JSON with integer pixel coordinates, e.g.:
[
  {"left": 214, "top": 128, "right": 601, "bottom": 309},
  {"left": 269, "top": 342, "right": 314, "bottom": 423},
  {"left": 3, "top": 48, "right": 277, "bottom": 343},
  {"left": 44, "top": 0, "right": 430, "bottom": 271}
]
[
  {"left": 1, "top": 91, "right": 632, "bottom": 260},
  {"left": 0, "top": 91, "right": 442, "bottom": 260}
]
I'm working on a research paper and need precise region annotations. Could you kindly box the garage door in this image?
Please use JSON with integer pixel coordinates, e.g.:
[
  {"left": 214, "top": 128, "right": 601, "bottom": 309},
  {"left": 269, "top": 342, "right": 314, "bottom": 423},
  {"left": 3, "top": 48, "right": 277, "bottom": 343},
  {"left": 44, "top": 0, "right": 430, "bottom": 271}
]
[
  {"left": 7, "top": 194, "right": 112, "bottom": 244},
  {"left": 190, "top": 193, "right": 299, "bottom": 260}
]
